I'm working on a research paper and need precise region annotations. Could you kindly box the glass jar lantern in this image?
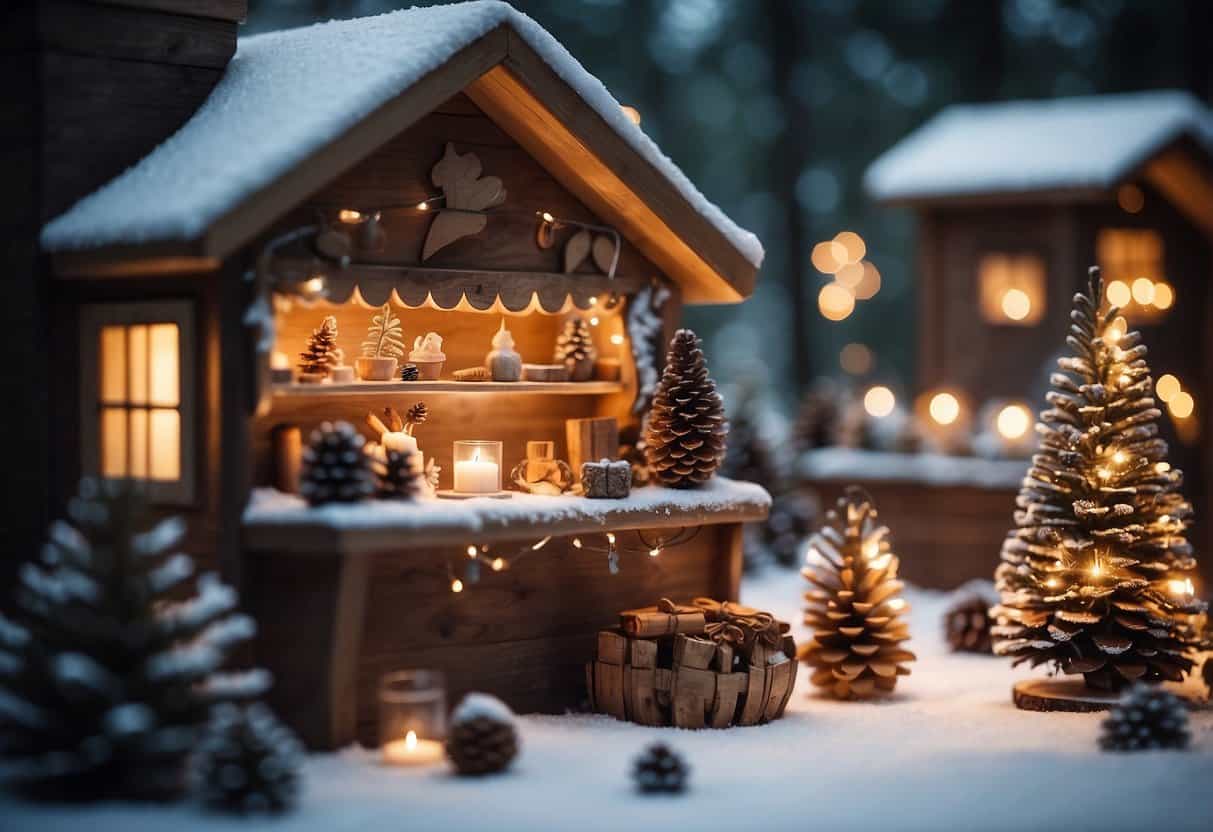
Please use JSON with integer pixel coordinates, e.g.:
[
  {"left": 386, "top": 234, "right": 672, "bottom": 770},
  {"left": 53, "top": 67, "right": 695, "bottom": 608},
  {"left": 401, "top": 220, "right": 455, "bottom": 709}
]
[
  {"left": 452, "top": 440, "right": 503, "bottom": 494},
  {"left": 379, "top": 669, "right": 447, "bottom": 766}
]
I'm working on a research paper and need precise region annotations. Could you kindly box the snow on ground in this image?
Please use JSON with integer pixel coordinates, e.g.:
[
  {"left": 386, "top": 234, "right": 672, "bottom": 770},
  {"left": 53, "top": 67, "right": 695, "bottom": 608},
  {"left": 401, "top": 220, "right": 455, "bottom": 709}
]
[{"left": 4, "top": 568, "right": 1212, "bottom": 832}]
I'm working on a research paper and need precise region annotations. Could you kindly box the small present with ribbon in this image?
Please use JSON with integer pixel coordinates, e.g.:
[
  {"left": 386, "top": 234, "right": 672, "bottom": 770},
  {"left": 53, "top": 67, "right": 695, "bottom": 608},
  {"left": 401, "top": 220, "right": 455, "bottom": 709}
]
[
  {"left": 692, "top": 597, "right": 793, "bottom": 665},
  {"left": 619, "top": 598, "right": 706, "bottom": 638}
]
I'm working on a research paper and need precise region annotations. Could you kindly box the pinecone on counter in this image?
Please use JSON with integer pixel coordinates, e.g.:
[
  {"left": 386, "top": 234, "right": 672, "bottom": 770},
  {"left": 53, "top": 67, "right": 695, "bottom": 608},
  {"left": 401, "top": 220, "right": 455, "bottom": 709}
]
[
  {"left": 1099, "top": 684, "right": 1190, "bottom": 751},
  {"left": 445, "top": 693, "right": 518, "bottom": 776},
  {"left": 643, "top": 329, "right": 726, "bottom": 488},
  {"left": 300, "top": 421, "right": 375, "bottom": 505},
  {"left": 632, "top": 743, "right": 688, "bottom": 794},
  {"left": 195, "top": 704, "right": 303, "bottom": 813},
  {"left": 944, "top": 595, "right": 994, "bottom": 654}
]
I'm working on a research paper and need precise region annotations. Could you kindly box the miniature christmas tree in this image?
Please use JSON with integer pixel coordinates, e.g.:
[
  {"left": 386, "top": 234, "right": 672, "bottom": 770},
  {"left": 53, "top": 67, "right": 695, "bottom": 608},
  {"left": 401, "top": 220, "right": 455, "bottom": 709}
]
[
  {"left": 360, "top": 302, "right": 405, "bottom": 359},
  {"left": 0, "top": 480, "right": 267, "bottom": 800},
  {"left": 644, "top": 329, "right": 726, "bottom": 488},
  {"left": 298, "top": 315, "right": 340, "bottom": 377},
  {"left": 992, "top": 267, "right": 1206, "bottom": 692},
  {"left": 554, "top": 315, "right": 597, "bottom": 380},
  {"left": 799, "top": 490, "right": 915, "bottom": 699},
  {"left": 194, "top": 703, "right": 303, "bottom": 812}
]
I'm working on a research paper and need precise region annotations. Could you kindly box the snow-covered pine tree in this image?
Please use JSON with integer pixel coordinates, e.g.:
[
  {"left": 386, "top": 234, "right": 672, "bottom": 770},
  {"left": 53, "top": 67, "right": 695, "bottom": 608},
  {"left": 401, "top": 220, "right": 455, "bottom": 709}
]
[
  {"left": 992, "top": 267, "right": 1207, "bottom": 691},
  {"left": 0, "top": 479, "right": 268, "bottom": 800}
]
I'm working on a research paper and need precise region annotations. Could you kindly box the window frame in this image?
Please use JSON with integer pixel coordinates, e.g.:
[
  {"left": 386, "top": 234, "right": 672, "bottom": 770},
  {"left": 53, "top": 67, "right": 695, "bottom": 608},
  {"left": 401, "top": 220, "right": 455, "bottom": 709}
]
[{"left": 79, "top": 300, "right": 197, "bottom": 505}]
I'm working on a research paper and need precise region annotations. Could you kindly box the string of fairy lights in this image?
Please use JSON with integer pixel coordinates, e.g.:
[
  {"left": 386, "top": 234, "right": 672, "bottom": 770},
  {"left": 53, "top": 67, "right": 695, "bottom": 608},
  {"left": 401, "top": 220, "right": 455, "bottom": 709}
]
[{"left": 446, "top": 526, "right": 702, "bottom": 594}]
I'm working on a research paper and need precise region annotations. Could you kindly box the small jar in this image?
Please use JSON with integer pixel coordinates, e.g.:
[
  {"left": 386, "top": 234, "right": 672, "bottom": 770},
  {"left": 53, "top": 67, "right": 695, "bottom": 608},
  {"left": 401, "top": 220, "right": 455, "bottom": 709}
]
[{"left": 379, "top": 669, "right": 447, "bottom": 766}]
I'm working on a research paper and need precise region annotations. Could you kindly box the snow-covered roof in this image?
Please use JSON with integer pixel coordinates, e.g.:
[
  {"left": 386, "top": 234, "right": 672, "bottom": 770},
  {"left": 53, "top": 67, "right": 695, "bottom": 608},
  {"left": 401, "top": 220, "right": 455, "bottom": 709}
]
[
  {"left": 865, "top": 90, "right": 1213, "bottom": 203},
  {"left": 41, "top": 1, "right": 762, "bottom": 273}
]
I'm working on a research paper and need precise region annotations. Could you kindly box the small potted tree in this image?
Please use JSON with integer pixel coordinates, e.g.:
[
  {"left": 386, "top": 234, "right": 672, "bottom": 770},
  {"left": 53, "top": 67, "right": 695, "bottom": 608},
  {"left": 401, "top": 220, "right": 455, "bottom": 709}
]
[{"left": 356, "top": 302, "right": 405, "bottom": 381}]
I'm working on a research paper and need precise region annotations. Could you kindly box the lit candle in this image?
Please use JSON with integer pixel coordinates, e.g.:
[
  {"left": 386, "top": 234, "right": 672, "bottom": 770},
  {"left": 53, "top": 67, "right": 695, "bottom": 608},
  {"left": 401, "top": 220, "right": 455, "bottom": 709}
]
[
  {"left": 454, "top": 449, "right": 499, "bottom": 493},
  {"left": 269, "top": 351, "right": 293, "bottom": 384},
  {"left": 381, "top": 730, "right": 445, "bottom": 767}
]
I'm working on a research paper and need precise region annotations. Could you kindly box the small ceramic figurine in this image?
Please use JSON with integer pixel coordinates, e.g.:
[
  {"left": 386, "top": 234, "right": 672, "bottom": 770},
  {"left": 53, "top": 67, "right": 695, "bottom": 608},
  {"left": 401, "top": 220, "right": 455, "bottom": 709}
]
[
  {"left": 487, "top": 319, "right": 522, "bottom": 382},
  {"left": 409, "top": 332, "right": 446, "bottom": 380}
]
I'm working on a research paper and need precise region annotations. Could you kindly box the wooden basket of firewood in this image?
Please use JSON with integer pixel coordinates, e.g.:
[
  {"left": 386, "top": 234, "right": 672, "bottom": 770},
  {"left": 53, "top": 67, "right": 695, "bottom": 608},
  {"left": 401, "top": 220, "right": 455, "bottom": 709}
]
[{"left": 586, "top": 598, "right": 797, "bottom": 729}]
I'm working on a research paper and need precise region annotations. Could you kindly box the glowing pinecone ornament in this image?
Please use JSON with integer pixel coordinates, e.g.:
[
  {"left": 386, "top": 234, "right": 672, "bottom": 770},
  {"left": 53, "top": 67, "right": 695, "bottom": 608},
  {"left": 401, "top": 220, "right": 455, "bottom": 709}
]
[
  {"left": 799, "top": 491, "right": 915, "bottom": 699},
  {"left": 992, "top": 267, "right": 1206, "bottom": 691},
  {"left": 643, "top": 329, "right": 726, "bottom": 488},
  {"left": 1098, "top": 683, "right": 1190, "bottom": 751}
]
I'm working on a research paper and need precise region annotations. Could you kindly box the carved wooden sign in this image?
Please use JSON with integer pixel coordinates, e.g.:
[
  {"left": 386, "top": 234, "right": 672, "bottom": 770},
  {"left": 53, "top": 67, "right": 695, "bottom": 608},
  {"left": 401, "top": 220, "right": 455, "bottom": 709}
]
[{"left": 422, "top": 142, "right": 506, "bottom": 260}]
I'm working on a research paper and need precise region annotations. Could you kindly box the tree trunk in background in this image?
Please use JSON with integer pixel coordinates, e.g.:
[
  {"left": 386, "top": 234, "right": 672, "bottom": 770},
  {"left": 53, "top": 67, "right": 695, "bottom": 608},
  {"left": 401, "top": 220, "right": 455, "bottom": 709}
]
[
  {"left": 964, "top": 0, "right": 1004, "bottom": 101},
  {"left": 764, "top": 0, "right": 813, "bottom": 393},
  {"left": 1183, "top": 0, "right": 1212, "bottom": 101}
]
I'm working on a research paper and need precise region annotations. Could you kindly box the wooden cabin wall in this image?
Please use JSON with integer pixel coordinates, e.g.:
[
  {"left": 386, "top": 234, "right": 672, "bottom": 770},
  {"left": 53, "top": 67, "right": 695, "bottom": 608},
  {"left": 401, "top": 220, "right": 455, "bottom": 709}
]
[{"left": 916, "top": 202, "right": 1082, "bottom": 400}]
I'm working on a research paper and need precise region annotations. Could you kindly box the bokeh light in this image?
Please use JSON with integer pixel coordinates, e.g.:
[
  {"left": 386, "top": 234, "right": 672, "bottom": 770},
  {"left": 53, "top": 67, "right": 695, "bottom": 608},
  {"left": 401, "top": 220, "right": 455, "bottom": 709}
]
[
  {"left": 1131, "top": 277, "right": 1155, "bottom": 305},
  {"left": 1000, "top": 288, "right": 1031, "bottom": 321},
  {"left": 1152, "top": 282, "right": 1174, "bottom": 310},
  {"left": 835, "top": 261, "right": 865, "bottom": 288},
  {"left": 818, "top": 282, "right": 855, "bottom": 321},
  {"left": 1156, "top": 374, "right": 1181, "bottom": 402},
  {"left": 863, "top": 385, "right": 896, "bottom": 418},
  {"left": 853, "top": 261, "right": 882, "bottom": 300},
  {"left": 1170, "top": 391, "right": 1194, "bottom": 419},
  {"left": 834, "top": 230, "right": 866, "bottom": 263},
  {"left": 1116, "top": 184, "right": 1144, "bottom": 213},
  {"left": 811, "top": 241, "right": 847, "bottom": 274},
  {"left": 1106, "top": 280, "right": 1131, "bottom": 308},
  {"left": 928, "top": 392, "right": 960, "bottom": 425},
  {"left": 995, "top": 404, "right": 1031, "bottom": 440}
]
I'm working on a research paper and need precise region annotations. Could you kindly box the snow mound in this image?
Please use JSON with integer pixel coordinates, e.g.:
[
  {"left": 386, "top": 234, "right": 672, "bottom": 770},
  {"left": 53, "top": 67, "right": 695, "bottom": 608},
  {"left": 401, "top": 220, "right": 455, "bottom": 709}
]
[{"left": 452, "top": 692, "right": 516, "bottom": 726}]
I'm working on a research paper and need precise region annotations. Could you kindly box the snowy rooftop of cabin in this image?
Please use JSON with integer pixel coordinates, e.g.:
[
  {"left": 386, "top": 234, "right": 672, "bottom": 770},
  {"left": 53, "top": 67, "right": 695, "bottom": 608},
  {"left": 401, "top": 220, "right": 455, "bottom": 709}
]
[
  {"left": 40, "top": 0, "right": 763, "bottom": 268},
  {"left": 864, "top": 90, "right": 1213, "bottom": 203}
]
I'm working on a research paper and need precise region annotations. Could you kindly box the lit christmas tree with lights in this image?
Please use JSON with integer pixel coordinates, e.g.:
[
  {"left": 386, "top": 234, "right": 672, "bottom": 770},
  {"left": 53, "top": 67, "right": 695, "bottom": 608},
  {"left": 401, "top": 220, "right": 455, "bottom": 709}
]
[{"left": 992, "top": 266, "right": 1206, "bottom": 696}]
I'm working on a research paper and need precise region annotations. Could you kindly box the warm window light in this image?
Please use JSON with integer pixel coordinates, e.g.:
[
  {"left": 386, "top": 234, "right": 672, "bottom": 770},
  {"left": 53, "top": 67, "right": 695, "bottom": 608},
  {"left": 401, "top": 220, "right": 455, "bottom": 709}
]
[
  {"left": 338, "top": 209, "right": 363, "bottom": 223},
  {"left": 1170, "top": 391, "right": 1194, "bottom": 419},
  {"left": 1152, "top": 282, "right": 1174, "bottom": 310},
  {"left": 99, "top": 322, "right": 181, "bottom": 482},
  {"left": 928, "top": 392, "right": 960, "bottom": 426},
  {"left": 1000, "top": 288, "right": 1032, "bottom": 321},
  {"left": 1131, "top": 277, "right": 1155, "bottom": 305},
  {"left": 863, "top": 385, "right": 896, "bottom": 419},
  {"left": 995, "top": 404, "right": 1031, "bottom": 440},
  {"left": 609, "top": 333, "right": 624, "bottom": 346},
  {"left": 818, "top": 282, "right": 855, "bottom": 321},
  {"left": 1105, "top": 280, "right": 1132, "bottom": 308},
  {"left": 1155, "top": 374, "right": 1181, "bottom": 402}
]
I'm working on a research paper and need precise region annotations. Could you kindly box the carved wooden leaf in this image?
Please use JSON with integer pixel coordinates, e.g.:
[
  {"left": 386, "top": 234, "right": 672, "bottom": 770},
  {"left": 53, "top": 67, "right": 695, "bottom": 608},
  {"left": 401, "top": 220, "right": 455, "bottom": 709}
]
[
  {"left": 563, "top": 228, "right": 592, "bottom": 273},
  {"left": 422, "top": 142, "right": 507, "bottom": 261},
  {"left": 591, "top": 233, "right": 617, "bottom": 274}
]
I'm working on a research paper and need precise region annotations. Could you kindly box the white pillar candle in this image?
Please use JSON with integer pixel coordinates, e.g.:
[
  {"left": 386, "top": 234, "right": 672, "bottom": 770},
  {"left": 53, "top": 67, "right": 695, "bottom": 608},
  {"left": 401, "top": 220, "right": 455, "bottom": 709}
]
[
  {"left": 381, "top": 730, "right": 445, "bottom": 767},
  {"left": 382, "top": 431, "right": 419, "bottom": 455},
  {"left": 453, "top": 454, "right": 499, "bottom": 493}
]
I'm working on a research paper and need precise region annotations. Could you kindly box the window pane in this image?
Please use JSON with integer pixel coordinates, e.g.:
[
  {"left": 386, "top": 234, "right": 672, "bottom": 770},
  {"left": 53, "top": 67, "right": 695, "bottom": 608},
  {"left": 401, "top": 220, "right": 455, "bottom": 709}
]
[
  {"left": 99, "top": 326, "right": 127, "bottom": 403},
  {"left": 149, "top": 409, "right": 180, "bottom": 481},
  {"left": 148, "top": 324, "right": 179, "bottom": 407},
  {"left": 129, "top": 408, "right": 149, "bottom": 479},
  {"left": 128, "top": 325, "right": 148, "bottom": 405},
  {"left": 100, "top": 408, "right": 127, "bottom": 477},
  {"left": 979, "top": 253, "right": 1045, "bottom": 326}
]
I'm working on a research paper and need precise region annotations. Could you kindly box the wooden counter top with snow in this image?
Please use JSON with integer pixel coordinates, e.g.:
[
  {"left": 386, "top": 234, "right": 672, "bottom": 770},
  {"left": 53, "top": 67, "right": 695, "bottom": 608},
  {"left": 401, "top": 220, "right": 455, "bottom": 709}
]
[
  {"left": 798, "top": 447, "right": 1028, "bottom": 490},
  {"left": 242, "top": 478, "right": 771, "bottom": 555}
]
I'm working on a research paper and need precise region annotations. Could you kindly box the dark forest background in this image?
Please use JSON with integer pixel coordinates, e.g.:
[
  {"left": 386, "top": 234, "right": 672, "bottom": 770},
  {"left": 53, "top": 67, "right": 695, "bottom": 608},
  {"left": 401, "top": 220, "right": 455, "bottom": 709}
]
[{"left": 245, "top": 0, "right": 1213, "bottom": 414}]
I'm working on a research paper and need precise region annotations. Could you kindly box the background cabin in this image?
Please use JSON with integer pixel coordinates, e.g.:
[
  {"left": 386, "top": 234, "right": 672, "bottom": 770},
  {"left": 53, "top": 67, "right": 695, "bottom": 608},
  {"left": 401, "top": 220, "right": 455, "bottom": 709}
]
[{"left": 24, "top": 2, "right": 768, "bottom": 749}]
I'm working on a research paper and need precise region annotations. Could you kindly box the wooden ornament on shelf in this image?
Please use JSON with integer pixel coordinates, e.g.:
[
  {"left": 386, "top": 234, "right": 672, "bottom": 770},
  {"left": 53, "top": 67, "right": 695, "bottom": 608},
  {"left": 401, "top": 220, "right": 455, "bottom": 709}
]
[
  {"left": 421, "top": 142, "right": 506, "bottom": 260},
  {"left": 522, "top": 363, "right": 569, "bottom": 382},
  {"left": 509, "top": 440, "right": 573, "bottom": 496},
  {"left": 453, "top": 367, "right": 491, "bottom": 382},
  {"left": 356, "top": 302, "right": 404, "bottom": 380},
  {"left": 566, "top": 417, "right": 618, "bottom": 483}
]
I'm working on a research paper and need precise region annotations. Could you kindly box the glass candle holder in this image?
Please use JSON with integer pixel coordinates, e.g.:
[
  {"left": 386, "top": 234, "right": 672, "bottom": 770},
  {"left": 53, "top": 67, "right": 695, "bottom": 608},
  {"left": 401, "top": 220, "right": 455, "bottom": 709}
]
[
  {"left": 452, "top": 440, "right": 503, "bottom": 493},
  {"left": 379, "top": 669, "right": 447, "bottom": 766}
]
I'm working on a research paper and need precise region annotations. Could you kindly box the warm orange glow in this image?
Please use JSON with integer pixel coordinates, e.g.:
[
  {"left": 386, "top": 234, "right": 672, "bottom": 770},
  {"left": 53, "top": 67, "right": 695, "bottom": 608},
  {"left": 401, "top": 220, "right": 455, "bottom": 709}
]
[
  {"left": 1000, "top": 288, "right": 1032, "bottom": 321},
  {"left": 1105, "top": 280, "right": 1131, "bottom": 308},
  {"left": 833, "top": 231, "right": 866, "bottom": 263},
  {"left": 491, "top": 557, "right": 505, "bottom": 571},
  {"left": 996, "top": 404, "right": 1031, "bottom": 440},
  {"left": 100, "top": 408, "right": 127, "bottom": 478},
  {"left": 1131, "top": 277, "right": 1155, "bottom": 305},
  {"left": 863, "top": 385, "right": 896, "bottom": 418},
  {"left": 149, "top": 410, "right": 180, "bottom": 481},
  {"left": 405, "top": 730, "right": 418, "bottom": 751},
  {"left": 1152, "top": 282, "right": 1174, "bottom": 310},
  {"left": 978, "top": 253, "right": 1044, "bottom": 325},
  {"left": 129, "top": 409, "right": 148, "bottom": 479},
  {"left": 338, "top": 209, "right": 364, "bottom": 223},
  {"left": 810, "top": 241, "right": 847, "bottom": 275},
  {"left": 818, "top": 282, "right": 855, "bottom": 321},
  {"left": 609, "top": 333, "right": 624, "bottom": 346},
  {"left": 853, "top": 261, "right": 881, "bottom": 300},
  {"left": 128, "top": 325, "right": 148, "bottom": 405},
  {"left": 1116, "top": 184, "right": 1144, "bottom": 214},
  {"left": 1170, "top": 391, "right": 1194, "bottom": 419},
  {"left": 840, "top": 342, "right": 873, "bottom": 375},
  {"left": 928, "top": 392, "right": 960, "bottom": 426},
  {"left": 1156, "top": 374, "right": 1181, "bottom": 402},
  {"left": 621, "top": 105, "right": 641, "bottom": 125},
  {"left": 451, "top": 578, "right": 464, "bottom": 593},
  {"left": 835, "top": 261, "right": 864, "bottom": 288},
  {"left": 1103, "top": 317, "right": 1126, "bottom": 344},
  {"left": 100, "top": 326, "right": 127, "bottom": 403},
  {"left": 148, "top": 324, "right": 179, "bottom": 407}
]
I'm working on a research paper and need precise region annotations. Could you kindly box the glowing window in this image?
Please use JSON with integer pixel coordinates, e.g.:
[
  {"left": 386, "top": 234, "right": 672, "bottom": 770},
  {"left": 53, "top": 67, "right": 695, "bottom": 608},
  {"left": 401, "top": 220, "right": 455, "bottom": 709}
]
[
  {"left": 81, "top": 302, "right": 195, "bottom": 504},
  {"left": 978, "top": 253, "right": 1046, "bottom": 326},
  {"left": 1097, "top": 229, "right": 1169, "bottom": 319}
]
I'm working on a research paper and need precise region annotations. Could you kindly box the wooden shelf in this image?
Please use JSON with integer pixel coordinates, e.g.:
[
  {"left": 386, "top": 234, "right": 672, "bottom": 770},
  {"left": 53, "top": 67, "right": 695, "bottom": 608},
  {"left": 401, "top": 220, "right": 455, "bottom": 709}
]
[{"left": 272, "top": 380, "right": 624, "bottom": 397}]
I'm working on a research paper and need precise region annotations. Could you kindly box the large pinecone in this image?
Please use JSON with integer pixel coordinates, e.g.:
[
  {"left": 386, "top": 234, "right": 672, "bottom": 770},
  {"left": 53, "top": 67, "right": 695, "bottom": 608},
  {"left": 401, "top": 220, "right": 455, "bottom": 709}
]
[
  {"left": 300, "top": 421, "right": 375, "bottom": 505},
  {"left": 799, "top": 490, "right": 915, "bottom": 699},
  {"left": 371, "top": 446, "right": 425, "bottom": 499},
  {"left": 298, "top": 315, "right": 340, "bottom": 376},
  {"left": 1099, "top": 684, "right": 1190, "bottom": 751},
  {"left": 992, "top": 268, "right": 1206, "bottom": 691},
  {"left": 632, "top": 743, "right": 688, "bottom": 794},
  {"left": 643, "top": 329, "right": 726, "bottom": 488},
  {"left": 194, "top": 703, "right": 303, "bottom": 813},
  {"left": 944, "top": 595, "right": 994, "bottom": 654},
  {"left": 445, "top": 693, "right": 518, "bottom": 776}
]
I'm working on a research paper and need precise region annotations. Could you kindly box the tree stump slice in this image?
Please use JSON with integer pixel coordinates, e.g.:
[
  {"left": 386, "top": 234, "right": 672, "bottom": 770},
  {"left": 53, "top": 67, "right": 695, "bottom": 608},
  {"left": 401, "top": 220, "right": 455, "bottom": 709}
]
[{"left": 1012, "top": 678, "right": 1127, "bottom": 712}]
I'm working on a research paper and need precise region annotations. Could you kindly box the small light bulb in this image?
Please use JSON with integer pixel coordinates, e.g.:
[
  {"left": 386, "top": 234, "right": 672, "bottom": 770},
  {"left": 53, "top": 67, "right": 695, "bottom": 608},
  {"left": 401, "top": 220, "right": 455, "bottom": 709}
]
[
  {"left": 417, "top": 201, "right": 429, "bottom": 211},
  {"left": 1045, "top": 578, "right": 1059, "bottom": 589},
  {"left": 451, "top": 578, "right": 464, "bottom": 593},
  {"left": 541, "top": 211, "right": 555, "bottom": 224},
  {"left": 1098, "top": 468, "right": 1111, "bottom": 480},
  {"left": 606, "top": 532, "right": 616, "bottom": 545},
  {"left": 589, "top": 296, "right": 598, "bottom": 306},
  {"left": 649, "top": 548, "right": 660, "bottom": 558},
  {"left": 1112, "top": 451, "right": 1126, "bottom": 464},
  {"left": 338, "top": 209, "right": 363, "bottom": 223},
  {"left": 589, "top": 316, "right": 600, "bottom": 326},
  {"left": 610, "top": 333, "right": 624, "bottom": 345},
  {"left": 491, "top": 557, "right": 505, "bottom": 572},
  {"left": 1155, "top": 462, "right": 1171, "bottom": 474},
  {"left": 572, "top": 538, "right": 582, "bottom": 549},
  {"left": 466, "top": 545, "right": 478, "bottom": 559}
]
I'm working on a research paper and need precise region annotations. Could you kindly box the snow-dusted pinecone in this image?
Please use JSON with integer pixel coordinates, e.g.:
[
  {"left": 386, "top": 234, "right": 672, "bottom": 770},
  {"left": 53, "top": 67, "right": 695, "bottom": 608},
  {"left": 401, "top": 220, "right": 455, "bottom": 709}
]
[
  {"left": 644, "top": 329, "right": 726, "bottom": 488},
  {"left": 195, "top": 704, "right": 303, "bottom": 813},
  {"left": 763, "top": 491, "right": 818, "bottom": 568},
  {"left": 1099, "top": 684, "right": 1190, "bottom": 751},
  {"left": 944, "top": 595, "right": 994, "bottom": 654},
  {"left": 445, "top": 693, "right": 518, "bottom": 776},
  {"left": 299, "top": 421, "right": 375, "bottom": 505},
  {"left": 298, "top": 315, "right": 339, "bottom": 377},
  {"left": 371, "top": 446, "right": 425, "bottom": 499},
  {"left": 632, "top": 743, "right": 688, "bottom": 794}
]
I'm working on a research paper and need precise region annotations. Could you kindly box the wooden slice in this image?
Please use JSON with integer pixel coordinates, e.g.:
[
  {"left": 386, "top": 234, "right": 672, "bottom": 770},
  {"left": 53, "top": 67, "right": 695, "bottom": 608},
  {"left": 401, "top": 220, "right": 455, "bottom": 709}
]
[{"left": 1012, "top": 678, "right": 1126, "bottom": 712}]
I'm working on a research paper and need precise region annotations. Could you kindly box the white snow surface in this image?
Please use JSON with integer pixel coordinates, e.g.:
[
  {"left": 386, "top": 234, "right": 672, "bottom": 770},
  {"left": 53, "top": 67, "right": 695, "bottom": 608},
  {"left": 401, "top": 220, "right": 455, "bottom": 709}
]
[
  {"left": 4, "top": 568, "right": 1210, "bottom": 831},
  {"left": 40, "top": 1, "right": 763, "bottom": 269},
  {"left": 798, "top": 447, "right": 1028, "bottom": 490},
  {"left": 865, "top": 90, "right": 1213, "bottom": 201},
  {"left": 451, "top": 692, "right": 515, "bottom": 726}
]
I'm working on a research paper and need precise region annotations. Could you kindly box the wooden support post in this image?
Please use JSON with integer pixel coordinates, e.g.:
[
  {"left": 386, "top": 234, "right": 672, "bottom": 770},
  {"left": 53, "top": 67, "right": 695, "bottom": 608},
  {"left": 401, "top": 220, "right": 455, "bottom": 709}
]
[{"left": 594, "top": 630, "right": 627, "bottom": 720}]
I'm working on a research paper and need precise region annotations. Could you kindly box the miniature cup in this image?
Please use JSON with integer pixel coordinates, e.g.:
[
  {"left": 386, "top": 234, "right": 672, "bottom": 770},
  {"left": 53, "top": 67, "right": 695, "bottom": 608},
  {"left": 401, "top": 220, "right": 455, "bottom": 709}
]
[
  {"left": 410, "top": 358, "right": 445, "bottom": 380},
  {"left": 355, "top": 356, "right": 398, "bottom": 381},
  {"left": 330, "top": 365, "right": 356, "bottom": 383}
]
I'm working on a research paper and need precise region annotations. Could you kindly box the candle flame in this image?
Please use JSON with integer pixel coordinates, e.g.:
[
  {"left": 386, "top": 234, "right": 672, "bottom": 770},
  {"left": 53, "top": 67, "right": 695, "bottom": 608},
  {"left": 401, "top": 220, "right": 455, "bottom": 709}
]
[{"left": 405, "top": 730, "right": 418, "bottom": 751}]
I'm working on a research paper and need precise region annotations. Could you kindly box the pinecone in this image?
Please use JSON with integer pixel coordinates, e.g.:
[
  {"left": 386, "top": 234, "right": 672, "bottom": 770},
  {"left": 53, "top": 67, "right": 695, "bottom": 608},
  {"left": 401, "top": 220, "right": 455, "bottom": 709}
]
[
  {"left": 992, "top": 267, "right": 1206, "bottom": 691},
  {"left": 799, "top": 490, "right": 916, "bottom": 699},
  {"left": 643, "top": 329, "right": 726, "bottom": 488},
  {"left": 790, "top": 382, "right": 841, "bottom": 453},
  {"left": 944, "top": 595, "right": 994, "bottom": 654},
  {"left": 632, "top": 743, "right": 688, "bottom": 794},
  {"left": 555, "top": 316, "right": 597, "bottom": 380},
  {"left": 400, "top": 364, "right": 419, "bottom": 381},
  {"left": 300, "top": 421, "right": 375, "bottom": 505},
  {"left": 194, "top": 704, "right": 303, "bottom": 813},
  {"left": 298, "top": 315, "right": 340, "bottom": 377},
  {"left": 1099, "top": 684, "right": 1190, "bottom": 751},
  {"left": 763, "top": 491, "right": 818, "bottom": 568},
  {"left": 0, "top": 480, "right": 266, "bottom": 801},
  {"left": 445, "top": 693, "right": 518, "bottom": 776},
  {"left": 406, "top": 402, "right": 429, "bottom": 427},
  {"left": 372, "top": 446, "right": 425, "bottom": 499},
  {"left": 721, "top": 397, "right": 780, "bottom": 489}
]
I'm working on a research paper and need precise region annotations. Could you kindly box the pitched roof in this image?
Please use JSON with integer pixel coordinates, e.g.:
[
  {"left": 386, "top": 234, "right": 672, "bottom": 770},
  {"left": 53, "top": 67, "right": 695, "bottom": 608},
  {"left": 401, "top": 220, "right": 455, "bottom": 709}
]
[
  {"left": 864, "top": 90, "right": 1213, "bottom": 203},
  {"left": 41, "top": 1, "right": 762, "bottom": 301}
]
